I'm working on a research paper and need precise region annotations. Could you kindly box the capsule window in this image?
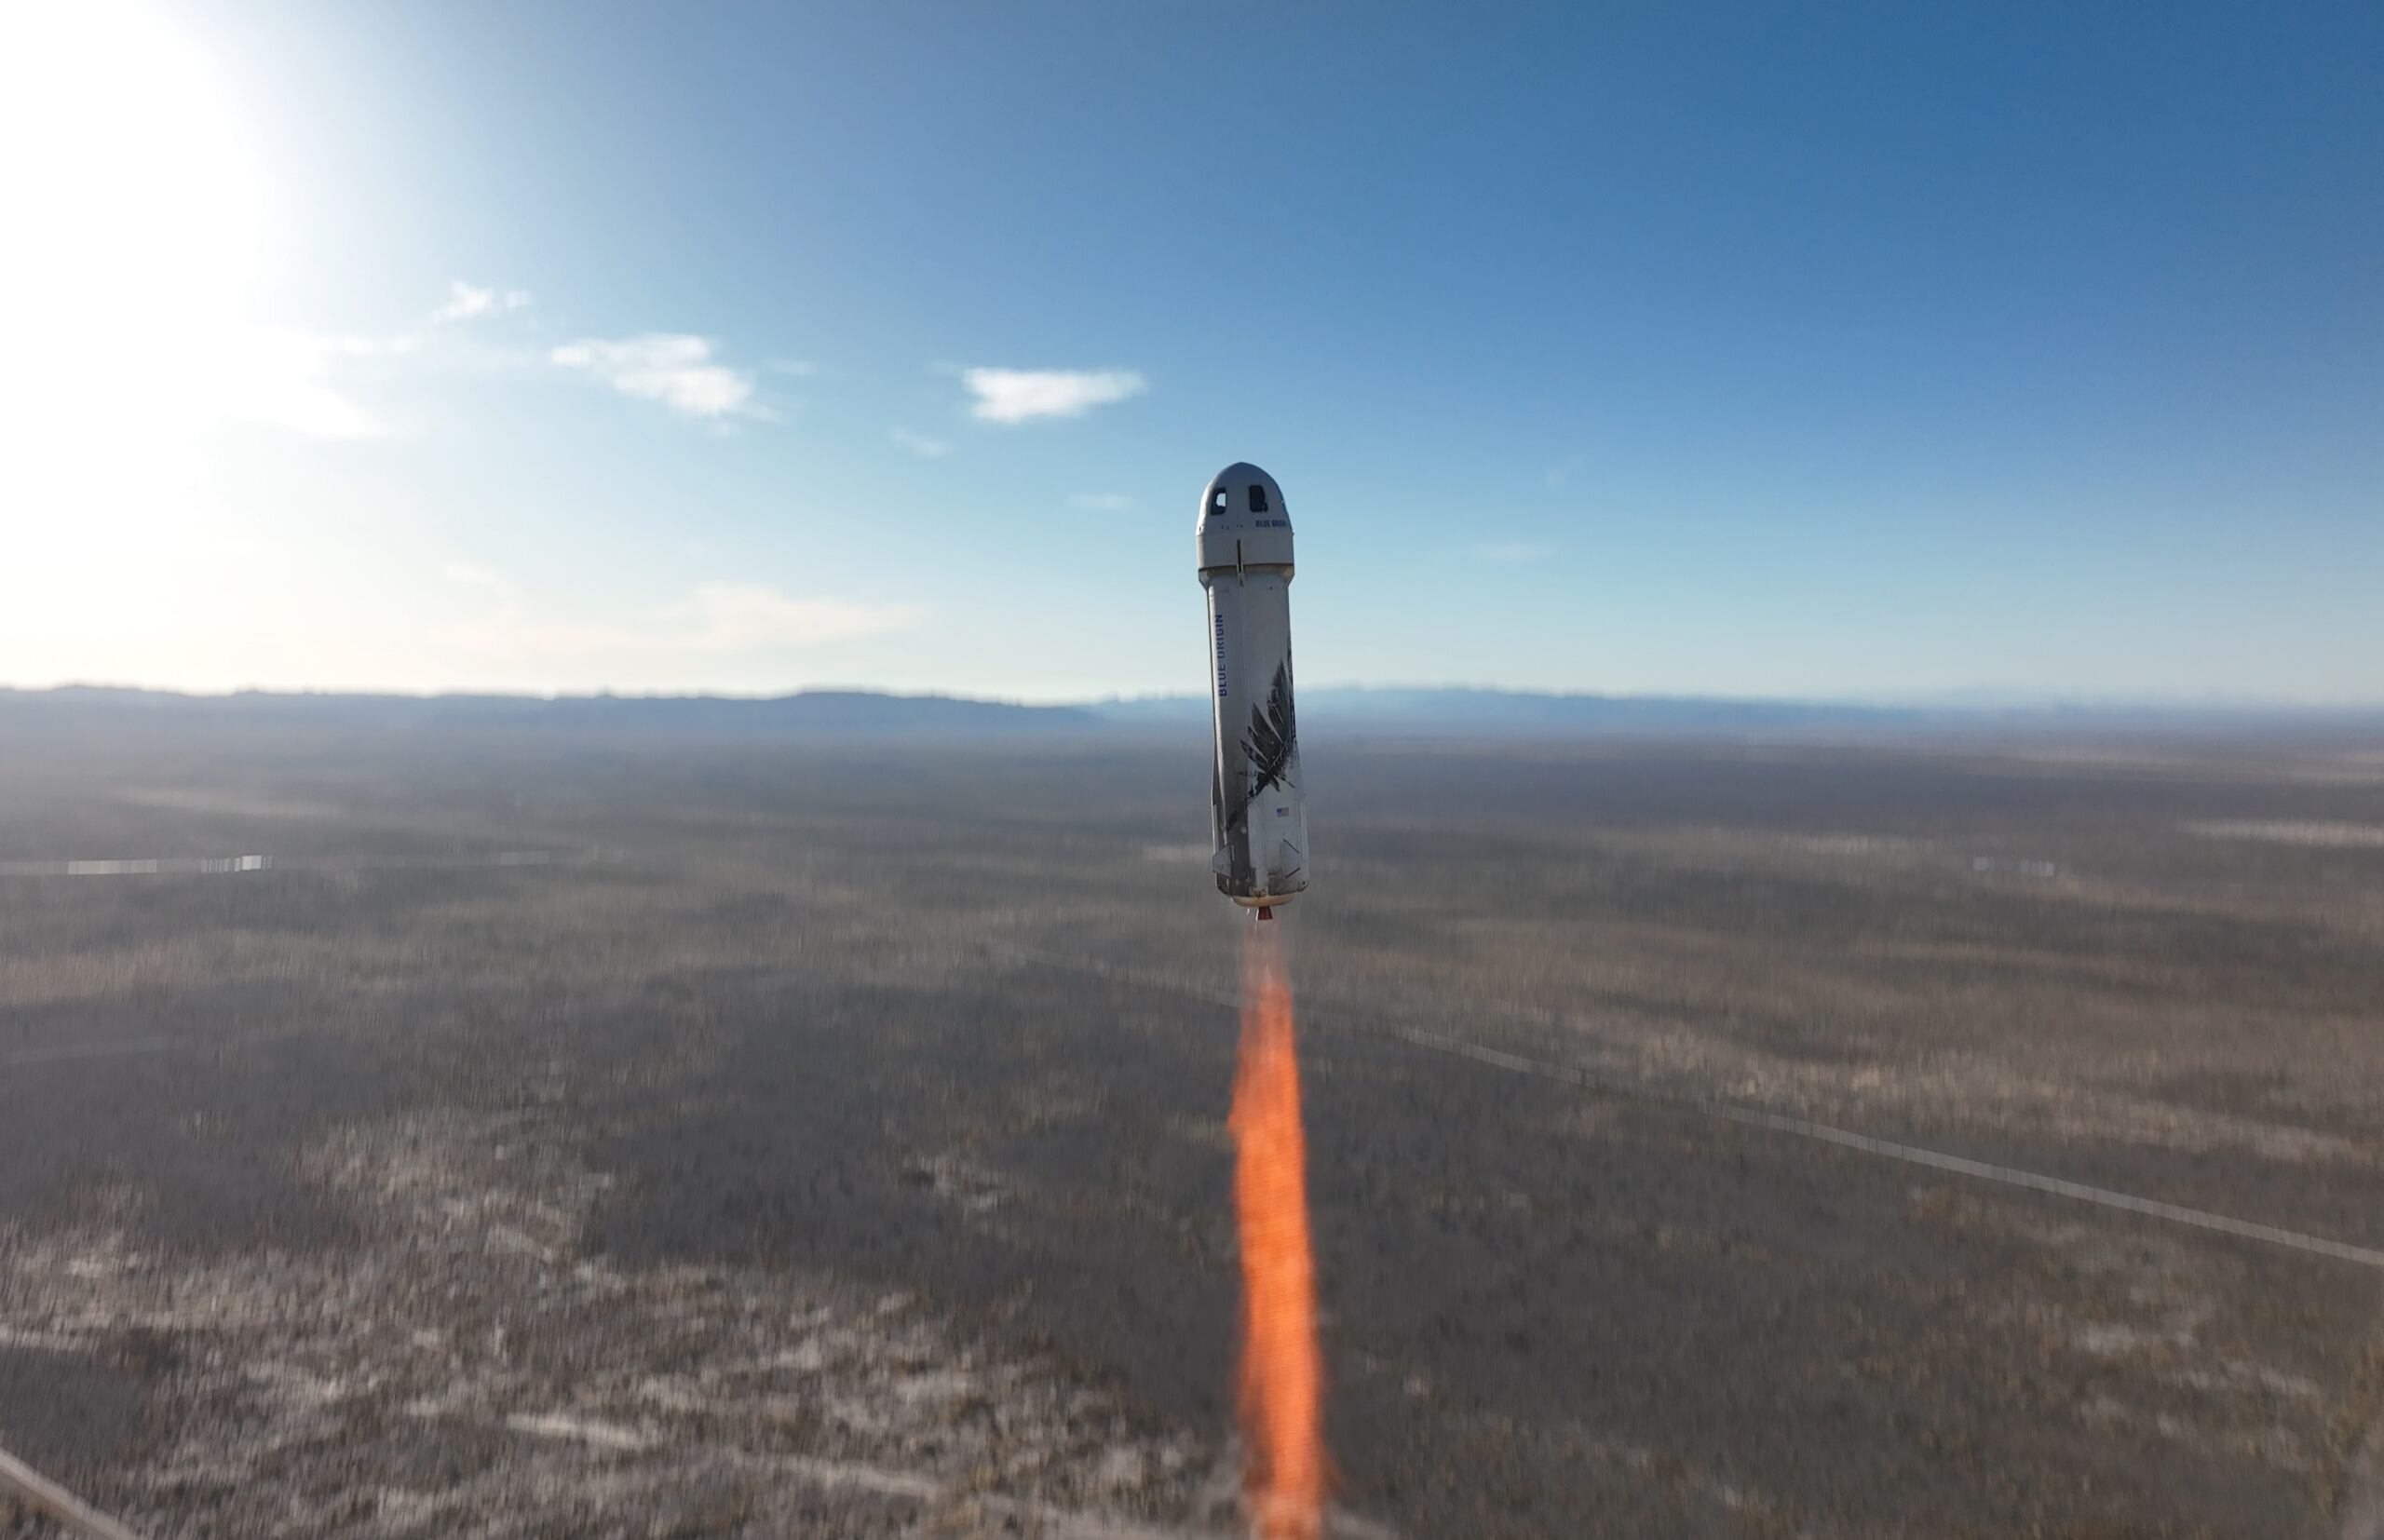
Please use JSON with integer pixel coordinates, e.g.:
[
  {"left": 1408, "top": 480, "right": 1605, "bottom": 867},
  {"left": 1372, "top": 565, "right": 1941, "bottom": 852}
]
[
  {"left": 1247, "top": 484, "right": 1269, "bottom": 513},
  {"left": 1212, "top": 490, "right": 1228, "bottom": 510}
]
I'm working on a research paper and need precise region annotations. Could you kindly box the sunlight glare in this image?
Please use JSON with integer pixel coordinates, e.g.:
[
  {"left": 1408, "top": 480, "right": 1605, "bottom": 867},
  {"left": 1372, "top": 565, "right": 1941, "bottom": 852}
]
[{"left": 1, "top": 0, "right": 273, "bottom": 557}]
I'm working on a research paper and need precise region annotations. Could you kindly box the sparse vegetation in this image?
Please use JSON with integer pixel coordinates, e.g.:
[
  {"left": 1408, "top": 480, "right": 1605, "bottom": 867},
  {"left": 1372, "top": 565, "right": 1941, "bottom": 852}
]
[{"left": 4, "top": 723, "right": 2382, "bottom": 1535}]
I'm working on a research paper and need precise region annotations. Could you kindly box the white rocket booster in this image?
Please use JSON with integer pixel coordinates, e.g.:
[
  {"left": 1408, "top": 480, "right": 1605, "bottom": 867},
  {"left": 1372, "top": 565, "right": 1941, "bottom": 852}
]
[{"left": 1199, "top": 463, "right": 1307, "bottom": 918}]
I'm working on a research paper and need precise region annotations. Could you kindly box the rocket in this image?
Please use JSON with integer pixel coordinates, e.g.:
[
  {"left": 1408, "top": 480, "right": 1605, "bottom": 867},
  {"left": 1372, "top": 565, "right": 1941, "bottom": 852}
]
[{"left": 1199, "top": 463, "right": 1307, "bottom": 920}]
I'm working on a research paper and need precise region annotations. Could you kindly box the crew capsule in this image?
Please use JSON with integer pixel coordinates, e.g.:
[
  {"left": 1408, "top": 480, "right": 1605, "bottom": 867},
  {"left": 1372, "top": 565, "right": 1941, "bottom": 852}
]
[{"left": 1198, "top": 463, "right": 1307, "bottom": 918}]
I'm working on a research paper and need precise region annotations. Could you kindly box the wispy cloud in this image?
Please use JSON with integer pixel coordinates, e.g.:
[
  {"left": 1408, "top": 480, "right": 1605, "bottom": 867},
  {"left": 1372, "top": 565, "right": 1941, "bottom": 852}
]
[
  {"left": 442, "top": 561, "right": 520, "bottom": 601},
  {"left": 441, "top": 582, "right": 923, "bottom": 660},
  {"left": 225, "top": 328, "right": 400, "bottom": 439},
  {"left": 679, "top": 584, "right": 922, "bottom": 650},
  {"left": 433, "top": 280, "right": 532, "bottom": 324},
  {"left": 1474, "top": 541, "right": 1553, "bottom": 562},
  {"left": 1069, "top": 493, "right": 1133, "bottom": 511},
  {"left": 765, "top": 358, "right": 819, "bottom": 378},
  {"left": 319, "top": 334, "right": 422, "bottom": 358},
  {"left": 1544, "top": 455, "right": 1583, "bottom": 489},
  {"left": 963, "top": 367, "right": 1145, "bottom": 424},
  {"left": 889, "top": 427, "right": 951, "bottom": 459},
  {"left": 552, "top": 334, "right": 759, "bottom": 419}
]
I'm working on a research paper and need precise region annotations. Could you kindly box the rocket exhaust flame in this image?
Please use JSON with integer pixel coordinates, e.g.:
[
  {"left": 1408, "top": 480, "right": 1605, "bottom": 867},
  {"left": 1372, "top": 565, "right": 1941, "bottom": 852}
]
[
  {"left": 1231, "top": 918, "right": 1326, "bottom": 1540},
  {"left": 1203, "top": 461, "right": 1321, "bottom": 1533}
]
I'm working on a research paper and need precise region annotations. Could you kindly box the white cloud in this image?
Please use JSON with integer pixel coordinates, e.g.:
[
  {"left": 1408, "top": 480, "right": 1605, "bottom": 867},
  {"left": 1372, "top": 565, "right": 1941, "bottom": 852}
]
[
  {"left": 440, "top": 582, "right": 923, "bottom": 662},
  {"left": 322, "top": 333, "right": 422, "bottom": 358},
  {"left": 963, "top": 367, "right": 1145, "bottom": 424},
  {"left": 1068, "top": 493, "right": 1133, "bottom": 511},
  {"left": 442, "top": 561, "right": 519, "bottom": 600},
  {"left": 682, "top": 584, "right": 922, "bottom": 650},
  {"left": 1474, "top": 541, "right": 1553, "bottom": 563},
  {"left": 552, "top": 334, "right": 758, "bottom": 419},
  {"left": 224, "top": 327, "right": 395, "bottom": 439},
  {"left": 889, "top": 427, "right": 950, "bottom": 459},
  {"left": 433, "top": 280, "right": 532, "bottom": 324}
]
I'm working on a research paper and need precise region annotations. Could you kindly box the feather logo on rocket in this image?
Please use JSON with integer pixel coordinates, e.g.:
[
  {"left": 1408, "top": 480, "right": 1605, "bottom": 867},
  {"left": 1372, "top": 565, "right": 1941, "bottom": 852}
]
[{"left": 1198, "top": 464, "right": 1308, "bottom": 919}]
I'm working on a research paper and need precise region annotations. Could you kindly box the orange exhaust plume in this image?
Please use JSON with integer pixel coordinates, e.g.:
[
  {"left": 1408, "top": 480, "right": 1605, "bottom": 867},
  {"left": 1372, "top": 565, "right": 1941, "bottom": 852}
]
[{"left": 1230, "top": 920, "right": 1326, "bottom": 1540}]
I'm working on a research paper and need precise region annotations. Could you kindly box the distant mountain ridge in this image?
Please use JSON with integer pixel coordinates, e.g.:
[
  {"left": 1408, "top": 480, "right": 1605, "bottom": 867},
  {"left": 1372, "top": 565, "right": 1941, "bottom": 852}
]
[
  {"left": 1089, "top": 687, "right": 1901, "bottom": 730},
  {"left": 4, "top": 684, "right": 2378, "bottom": 736},
  {"left": 0, "top": 685, "right": 1095, "bottom": 733},
  {"left": 1086, "top": 686, "right": 2384, "bottom": 735}
]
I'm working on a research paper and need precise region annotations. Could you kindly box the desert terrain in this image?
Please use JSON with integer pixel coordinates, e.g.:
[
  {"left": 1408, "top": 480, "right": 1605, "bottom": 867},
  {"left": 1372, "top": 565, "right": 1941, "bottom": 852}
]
[{"left": 6, "top": 719, "right": 2383, "bottom": 1537}]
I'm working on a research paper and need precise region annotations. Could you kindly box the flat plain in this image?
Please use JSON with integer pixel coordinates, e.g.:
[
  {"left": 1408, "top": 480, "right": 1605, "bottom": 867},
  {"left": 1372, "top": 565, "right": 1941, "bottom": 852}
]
[{"left": 5, "top": 718, "right": 2384, "bottom": 1538}]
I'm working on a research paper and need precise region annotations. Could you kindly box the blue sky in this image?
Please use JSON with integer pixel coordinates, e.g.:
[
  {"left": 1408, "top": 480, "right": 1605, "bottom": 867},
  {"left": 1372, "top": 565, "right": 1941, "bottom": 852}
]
[{"left": 5, "top": 1, "right": 2378, "bottom": 701}]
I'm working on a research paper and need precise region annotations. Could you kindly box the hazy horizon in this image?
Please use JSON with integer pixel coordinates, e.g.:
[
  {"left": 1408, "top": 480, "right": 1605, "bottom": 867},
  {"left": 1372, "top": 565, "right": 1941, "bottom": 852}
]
[{"left": 11, "top": 677, "right": 2384, "bottom": 717}]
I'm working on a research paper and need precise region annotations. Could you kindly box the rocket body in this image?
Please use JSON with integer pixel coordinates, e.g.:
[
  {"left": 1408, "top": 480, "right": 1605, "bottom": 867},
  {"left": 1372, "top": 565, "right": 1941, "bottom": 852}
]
[{"left": 1199, "top": 463, "right": 1307, "bottom": 911}]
